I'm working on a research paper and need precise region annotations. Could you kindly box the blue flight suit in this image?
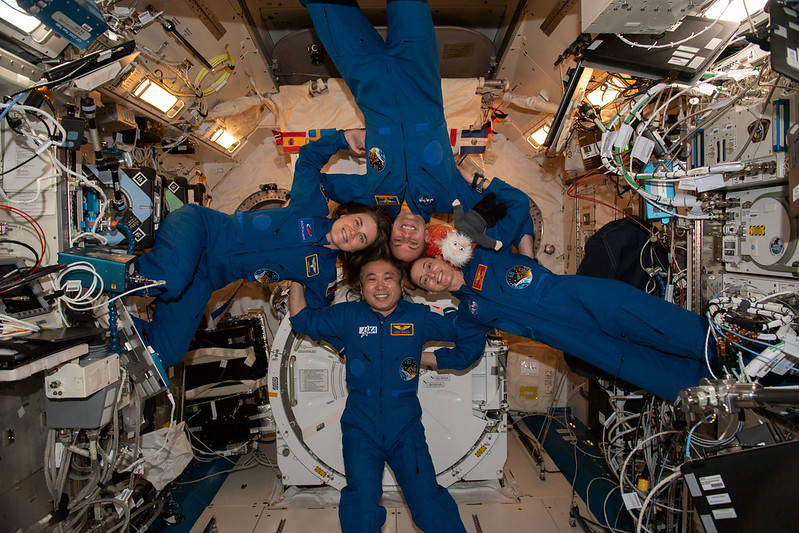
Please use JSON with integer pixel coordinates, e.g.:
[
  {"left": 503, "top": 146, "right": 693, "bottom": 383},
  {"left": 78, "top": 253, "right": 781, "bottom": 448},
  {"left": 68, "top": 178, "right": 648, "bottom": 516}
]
[
  {"left": 304, "top": 0, "right": 534, "bottom": 249},
  {"left": 453, "top": 248, "right": 712, "bottom": 401},
  {"left": 290, "top": 299, "right": 485, "bottom": 532},
  {"left": 136, "top": 136, "right": 347, "bottom": 367}
]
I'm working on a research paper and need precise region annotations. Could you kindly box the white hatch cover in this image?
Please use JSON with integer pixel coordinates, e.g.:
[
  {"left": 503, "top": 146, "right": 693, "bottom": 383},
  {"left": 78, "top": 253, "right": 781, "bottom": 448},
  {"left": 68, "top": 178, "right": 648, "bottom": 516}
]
[{"left": 268, "top": 315, "right": 506, "bottom": 489}]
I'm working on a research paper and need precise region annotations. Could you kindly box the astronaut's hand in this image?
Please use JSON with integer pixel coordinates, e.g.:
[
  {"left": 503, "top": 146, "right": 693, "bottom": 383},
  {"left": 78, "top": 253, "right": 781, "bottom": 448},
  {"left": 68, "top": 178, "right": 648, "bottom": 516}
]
[
  {"left": 344, "top": 128, "right": 366, "bottom": 155},
  {"left": 420, "top": 351, "right": 438, "bottom": 370}
]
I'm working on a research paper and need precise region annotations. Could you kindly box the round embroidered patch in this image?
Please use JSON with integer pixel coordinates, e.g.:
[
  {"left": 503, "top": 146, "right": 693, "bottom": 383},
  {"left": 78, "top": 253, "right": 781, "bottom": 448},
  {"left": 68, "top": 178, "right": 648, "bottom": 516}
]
[
  {"left": 399, "top": 357, "right": 418, "bottom": 381},
  {"left": 368, "top": 147, "right": 386, "bottom": 172},
  {"left": 506, "top": 265, "right": 533, "bottom": 289},
  {"left": 423, "top": 140, "right": 443, "bottom": 166},
  {"left": 350, "top": 359, "right": 366, "bottom": 377},
  {"left": 252, "top": 214, "right": 272, "bottom": 231},
  {"left": 254, "top": 268, "right": 280, "bottom": 284}
]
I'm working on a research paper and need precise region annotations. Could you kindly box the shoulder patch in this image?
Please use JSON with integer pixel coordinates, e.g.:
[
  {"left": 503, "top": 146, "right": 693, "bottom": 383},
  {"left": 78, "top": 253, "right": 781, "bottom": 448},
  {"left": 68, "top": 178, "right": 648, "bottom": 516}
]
[
  {"left": 305, "top": 254, "right": 319, "bottom": 277},
  {"left": 390, "top": 323, "right": 414, "bottom": 336},
  {"left": 506, "top": 265, "right": 533, "bottom": 289},
  {"left": 472, "top": 264, "right": 487, "bottom": 291}
]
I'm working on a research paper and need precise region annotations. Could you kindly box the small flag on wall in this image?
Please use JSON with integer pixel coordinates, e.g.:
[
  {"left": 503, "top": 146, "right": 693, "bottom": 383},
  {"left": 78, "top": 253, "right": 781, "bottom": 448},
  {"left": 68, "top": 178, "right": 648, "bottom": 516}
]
[
  {"left": 281, "top": 132, "right": 308, "bottom": 153},
  {"left": 451, "top": 125, "right": 492, "bottom": 155}
]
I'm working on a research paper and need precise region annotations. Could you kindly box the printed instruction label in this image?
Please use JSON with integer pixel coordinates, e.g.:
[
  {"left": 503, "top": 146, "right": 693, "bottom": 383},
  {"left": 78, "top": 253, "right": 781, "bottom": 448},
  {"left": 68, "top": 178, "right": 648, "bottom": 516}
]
[
  {"left": 299, "top": 369, "right": 329, "bottom": 393},
  {"left": 706, "top": 493, "right": 732, "bottom": 506},
  {"left": 712, "top": 508, "right": 738, "bottom": 520},
  {"left": 622, "top": 491, "right": 642, "bottom": 510},
  {"left": 699, "top": 474, "right": 725, "bottom": 491}
]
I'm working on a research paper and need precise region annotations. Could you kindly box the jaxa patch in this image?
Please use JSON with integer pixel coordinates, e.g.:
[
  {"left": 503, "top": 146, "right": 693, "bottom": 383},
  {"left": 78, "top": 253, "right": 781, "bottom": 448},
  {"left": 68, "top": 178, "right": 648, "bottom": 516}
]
[
  {"left": 254, "top": 268, "right": 280, "bottom": 284},
  {"left": 358, "top": 325, "right": 378, "bottom": 338},
  {"left": 472, "top": 264, "right": 487, "bottom": 291},
  {"left": 374, "top": 195, "right": 400, "bottom": 206},
  {"left": 368, "top": 147, "right": 386, "bottom": 172},
  {"left": 390, "top": 323, "right": 414, "bottom": 336},
  {"left": 399, "top": 357, "right": 418, "bottom": 381},
  {"left": 305, "top": 254, "right": 319, "bottom": 277},
  {"left": 506, "top": 265, "right": 532, "bottom": 289},
  {"left": 298, "top": 218, "right": 315, "bottom": 242}
]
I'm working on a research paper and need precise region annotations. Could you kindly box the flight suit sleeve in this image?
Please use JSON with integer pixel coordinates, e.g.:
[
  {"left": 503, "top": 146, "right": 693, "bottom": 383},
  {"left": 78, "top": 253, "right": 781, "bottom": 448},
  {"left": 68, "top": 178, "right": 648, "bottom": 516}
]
[
  {"left": 484, "top": 178, "right": 534, "bottom": 250},
  {"left": 290, "top": 131, "right": 349, "bottom": 210},
  {"left": 303, "top": 281, "right": 332, "bottom": 309},
  {"left": 425, "top": 309, "right": 488, "bottom": 371},
  {"left": 289, "top": 304, "right": 346, "bottom": 347}
]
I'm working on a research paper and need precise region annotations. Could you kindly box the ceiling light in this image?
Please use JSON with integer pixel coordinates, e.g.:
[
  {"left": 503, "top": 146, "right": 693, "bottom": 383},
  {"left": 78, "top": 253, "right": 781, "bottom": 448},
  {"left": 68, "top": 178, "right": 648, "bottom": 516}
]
[
  {"left": 131, "top": 78, "right": 183, "bottom": 118},
  {"left": 526, "top": 124, "right": 550, "bottom": 150},
  {"left": 586, "top": 85, "right": 621, "bottom": 108},
  {"left": 0, "top": 0, "right": 42, "bottom": 34},
  {"left": 703, "top": 0, "right": 768, "bottom": 22},
  {"left": 210, "top": 127, "right": 240, "bottom": 152}
]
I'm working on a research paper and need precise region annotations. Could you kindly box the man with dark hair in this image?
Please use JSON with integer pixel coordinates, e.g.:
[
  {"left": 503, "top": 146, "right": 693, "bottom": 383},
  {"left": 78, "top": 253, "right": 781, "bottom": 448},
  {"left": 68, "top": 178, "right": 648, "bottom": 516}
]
[{"left": 288, "top": 256, "right": 485, "bottom": 532}]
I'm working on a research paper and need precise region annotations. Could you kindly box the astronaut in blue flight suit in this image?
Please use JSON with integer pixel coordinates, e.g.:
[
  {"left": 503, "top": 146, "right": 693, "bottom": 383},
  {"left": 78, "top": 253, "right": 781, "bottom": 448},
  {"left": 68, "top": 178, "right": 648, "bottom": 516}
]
[
  {"left": 301, "top": 0, "right": 536, "bottom": 261},
  {"left": 409, "top": 249, "right": 714, "bottom": 401},
  {"left": 134, "top": 135, "right": 392, "bottom": 368},
  {"left": 288, "top": 257, "right": 485, "bottom": 532}
]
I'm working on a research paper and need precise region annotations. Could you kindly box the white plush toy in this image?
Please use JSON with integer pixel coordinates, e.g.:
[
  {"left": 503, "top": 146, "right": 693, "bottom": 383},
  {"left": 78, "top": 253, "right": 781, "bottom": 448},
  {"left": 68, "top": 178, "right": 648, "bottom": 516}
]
[{"left": 439, "top": 231, "right": 474, "bottom": 267}]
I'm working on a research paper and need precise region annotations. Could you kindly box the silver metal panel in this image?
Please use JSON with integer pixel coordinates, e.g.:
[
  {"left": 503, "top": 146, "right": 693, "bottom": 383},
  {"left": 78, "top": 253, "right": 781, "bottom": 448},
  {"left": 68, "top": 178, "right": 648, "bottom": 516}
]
[
  {"left": 272, "top": 26, "right": 494, "bottom": 85},
  {"left": 0, "top": 376, "right": 51, "bottom": 532},
  {"left": 582, "top": 0, "right": 695, "bottom": 35}
]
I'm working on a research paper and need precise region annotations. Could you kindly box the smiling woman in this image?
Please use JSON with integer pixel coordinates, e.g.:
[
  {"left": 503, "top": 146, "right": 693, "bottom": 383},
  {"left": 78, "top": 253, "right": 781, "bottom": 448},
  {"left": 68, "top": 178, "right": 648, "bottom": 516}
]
[
  {"left": 408, "top": 249, "right": 715, "bottom": 401},
  {"left": 132, "top": 135, "right": 392, "bottom": 369}
]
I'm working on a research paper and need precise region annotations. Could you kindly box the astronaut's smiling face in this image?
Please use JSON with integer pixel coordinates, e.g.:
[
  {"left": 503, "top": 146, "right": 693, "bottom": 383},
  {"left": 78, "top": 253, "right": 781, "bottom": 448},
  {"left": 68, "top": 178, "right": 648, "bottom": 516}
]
[
  {"left": 390, "top": 211, "right": 427, "bottom": 261},
  {"left": 410, "top": 256, "right": 458, "bottom": 293},
  {"left": 360, "top": 259, "right": 403, "bottom": 316}
]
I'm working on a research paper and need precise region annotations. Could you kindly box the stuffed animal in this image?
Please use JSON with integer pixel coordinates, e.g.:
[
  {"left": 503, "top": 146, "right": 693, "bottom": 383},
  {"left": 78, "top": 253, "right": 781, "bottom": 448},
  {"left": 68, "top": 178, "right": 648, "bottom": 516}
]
[
  {"left": 439, "top": 230, "right": 474, "bottom": 267},
  {"left": 452, "top": 192, "right": 507, "bottom": 252}
]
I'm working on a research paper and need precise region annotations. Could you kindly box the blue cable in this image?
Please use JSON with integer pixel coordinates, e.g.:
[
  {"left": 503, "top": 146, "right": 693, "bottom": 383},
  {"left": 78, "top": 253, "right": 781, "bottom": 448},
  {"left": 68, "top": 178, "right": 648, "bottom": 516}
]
[
  {"left": 114, "top": 221, "right": 136, "bottom": 254},
  {"left": 0, "top": 91, "right": 29, "bottom": 123},
  {"left": 645, "top": 453, "right": 669, "bottom": 528},
  {"left": 709, "top": 317, "right": 776, "bottom": 348},
  {"left": 108, "top": 300, "right": 119, "bottom": 353},
  {"left": 685, "top": 418, "right": 707, "bottom": 459},
  {"left": 731, "top": 341, "right": 799, "bottom": 373}
]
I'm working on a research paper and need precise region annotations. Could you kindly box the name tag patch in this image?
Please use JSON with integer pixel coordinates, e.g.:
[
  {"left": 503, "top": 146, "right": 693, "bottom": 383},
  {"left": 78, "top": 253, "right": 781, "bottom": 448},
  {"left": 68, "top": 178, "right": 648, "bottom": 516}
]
[
  {"left": 374, "top": 195, "right": 400, "bottom": 206},
  {"left": 305, "top": 254, "right": 319, "bottom": 277},
  {"left": 472, "top": 264, "right": 487, "bottom": 290},
  {"left": 390, "top": 323, "right": 414, "bottom": 336}
]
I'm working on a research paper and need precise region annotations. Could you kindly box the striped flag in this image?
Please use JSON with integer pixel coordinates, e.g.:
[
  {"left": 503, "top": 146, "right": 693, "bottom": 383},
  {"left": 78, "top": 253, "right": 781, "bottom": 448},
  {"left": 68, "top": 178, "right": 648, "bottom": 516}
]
[
  {"left": 452, "top": 125, "right": 492, "bottom": 155},
  {"left": 280, "top": 132, "right": 307, "bottom": 153}
]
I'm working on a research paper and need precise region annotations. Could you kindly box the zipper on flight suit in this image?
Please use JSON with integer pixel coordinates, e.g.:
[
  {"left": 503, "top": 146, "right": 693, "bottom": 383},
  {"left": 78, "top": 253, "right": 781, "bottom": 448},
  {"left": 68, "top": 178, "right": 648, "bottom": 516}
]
[{"left": 378, "top": 315, "right": 385, "bottom": 442}]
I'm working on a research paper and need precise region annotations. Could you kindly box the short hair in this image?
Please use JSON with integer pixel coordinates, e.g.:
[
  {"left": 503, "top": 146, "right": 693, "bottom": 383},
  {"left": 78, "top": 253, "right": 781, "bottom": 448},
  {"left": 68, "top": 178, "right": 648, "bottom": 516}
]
[{"left": 340, "top": 246, "right": 405, "bottom": 287}]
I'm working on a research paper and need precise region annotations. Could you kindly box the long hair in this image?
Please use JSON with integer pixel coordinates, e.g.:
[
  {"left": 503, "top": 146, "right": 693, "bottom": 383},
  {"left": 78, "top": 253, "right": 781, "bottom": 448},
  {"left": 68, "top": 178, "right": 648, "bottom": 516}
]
[{"left": 333, "top": 202, "right": 392, "bottom": 284}]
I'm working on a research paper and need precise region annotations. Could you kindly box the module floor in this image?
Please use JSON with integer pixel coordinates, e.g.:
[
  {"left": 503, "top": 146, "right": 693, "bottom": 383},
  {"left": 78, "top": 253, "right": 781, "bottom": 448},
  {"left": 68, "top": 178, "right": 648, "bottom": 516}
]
[{"left": 185, "top": 430, "right": 600, "bottom": 533}]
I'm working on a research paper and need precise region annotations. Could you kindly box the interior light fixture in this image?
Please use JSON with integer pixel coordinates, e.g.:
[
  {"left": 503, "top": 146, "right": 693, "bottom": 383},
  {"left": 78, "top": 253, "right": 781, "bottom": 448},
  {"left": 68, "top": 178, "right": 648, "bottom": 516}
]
[
  {"left": 703, "top": 0, "right": 768, "bottom": 22},
  {"left": 131, "top": 78, "right": 184, "bottom": 118},
  {"left": 526, "top": 124, "right": 550, "bottom": 150},
  {"left": 585, "top": 85, "right": 621, "bottom": 108},
  {"left": 210, "top": 127, "right": 240, "bottom": 152},
  {"left": 0, "top": 0, "right": 42, "bottom": 34}
]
